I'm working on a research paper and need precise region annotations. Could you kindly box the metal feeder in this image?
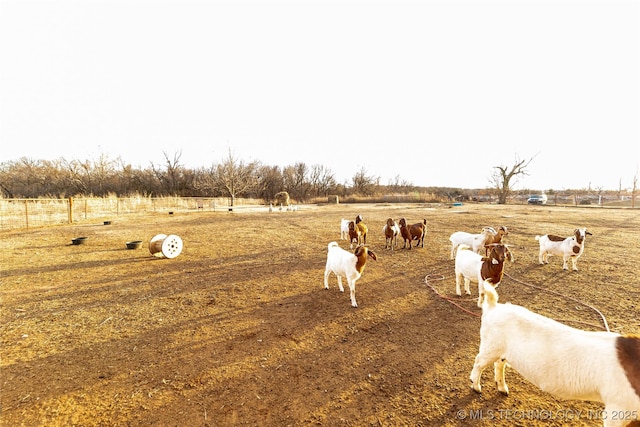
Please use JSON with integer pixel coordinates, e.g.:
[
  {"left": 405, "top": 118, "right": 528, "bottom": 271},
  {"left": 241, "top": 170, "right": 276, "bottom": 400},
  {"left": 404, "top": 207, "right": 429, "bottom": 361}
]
[
  {"left": 126, "top": 240, "right": 143, "bottom": 250},
  {"left": 149, "top": 234, "right": 183, "bottom": 259},
  {"left": 72, "top": 236, "right": 88, "bottom": 245}
]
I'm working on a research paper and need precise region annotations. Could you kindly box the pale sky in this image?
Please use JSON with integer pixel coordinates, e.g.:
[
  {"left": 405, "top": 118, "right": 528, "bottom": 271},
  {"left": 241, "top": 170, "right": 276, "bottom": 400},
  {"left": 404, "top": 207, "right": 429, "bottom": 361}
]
[{"left": 1, "top": 0, "right": 638, "bottom": 191}]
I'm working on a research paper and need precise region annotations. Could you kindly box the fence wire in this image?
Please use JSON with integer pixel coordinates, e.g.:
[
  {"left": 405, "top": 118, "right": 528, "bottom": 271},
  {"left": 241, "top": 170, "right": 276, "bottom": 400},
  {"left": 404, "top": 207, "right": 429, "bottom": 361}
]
[{"left": 0, "top": 197, "right": 263, "bottom": 229}]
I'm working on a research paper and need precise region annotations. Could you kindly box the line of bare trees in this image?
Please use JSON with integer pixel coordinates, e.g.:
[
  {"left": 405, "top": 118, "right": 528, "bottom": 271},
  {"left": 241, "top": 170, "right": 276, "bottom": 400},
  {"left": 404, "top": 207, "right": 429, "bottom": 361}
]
[
  {"left": 0, "top": 151, "right": 427, "bottom": 204},
  {"left": 3, "top": 151, "right": 635, "bottom": 206}
]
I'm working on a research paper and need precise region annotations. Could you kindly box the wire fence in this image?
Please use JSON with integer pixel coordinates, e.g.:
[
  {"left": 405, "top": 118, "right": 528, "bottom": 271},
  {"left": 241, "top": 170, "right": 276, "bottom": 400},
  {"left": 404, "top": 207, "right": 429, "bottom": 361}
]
[{"left": 0, "top": 196, "right": 265, "bottom": 229}]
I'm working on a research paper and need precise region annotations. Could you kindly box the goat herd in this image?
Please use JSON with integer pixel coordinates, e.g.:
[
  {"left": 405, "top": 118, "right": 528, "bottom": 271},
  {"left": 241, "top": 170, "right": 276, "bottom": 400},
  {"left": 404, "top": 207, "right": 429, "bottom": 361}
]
[{"left": 324, "top": 215, "right": 639, "bottom": 427}]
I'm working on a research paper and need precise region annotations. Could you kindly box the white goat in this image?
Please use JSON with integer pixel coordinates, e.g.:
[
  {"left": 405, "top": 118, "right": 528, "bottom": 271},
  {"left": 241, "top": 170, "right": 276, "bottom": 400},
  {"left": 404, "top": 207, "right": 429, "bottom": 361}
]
[
  {"left": 324, "top": 242, "right": 377, "bottom": 308},
  {"left": 340, "top": 218, "right": 351, "bottom": 240},
  {"left": 536, "top": 227, "right": 592, "bottom": 271},
  {"left": 471, "top": 281, "right": 640, "bottom": 427},
  {"left": 454, "top": 243, "right": 513, "bottom": 307},
  {"left": 449, "top": 227, "right": 497, "bottom": 259}
]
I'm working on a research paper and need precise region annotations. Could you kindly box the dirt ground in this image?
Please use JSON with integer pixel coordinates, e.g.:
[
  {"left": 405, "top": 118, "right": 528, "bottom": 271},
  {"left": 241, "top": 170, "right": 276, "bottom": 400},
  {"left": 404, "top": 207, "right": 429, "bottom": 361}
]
[{"left": 1, "top": 203, "right": 639, "bottom": 427}]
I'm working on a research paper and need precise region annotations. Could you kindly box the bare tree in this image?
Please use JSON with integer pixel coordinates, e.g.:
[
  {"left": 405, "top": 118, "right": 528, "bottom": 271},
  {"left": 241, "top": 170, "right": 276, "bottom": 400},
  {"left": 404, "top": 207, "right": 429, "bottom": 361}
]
[
  {"left": 309, "top": 164, "right": 336, "bottom": 197},
  {"left": 214, "top": 150, "right": 259, "bottom": 206},
  {"left": 116, "top": 159, "right": 156, "bottom": 196},
  {"left": 60, "top": 158, "right": 89, "bottom": 195},
  {"left": 490, "top": 154, "right": 537, "bottom": 204},
  {"left": 0, "top": 157, "right": 41, "bottom": 197},
  {"left": 72, "top": 153, "right": 118, "bottom": 196},
  {"left": 255, "top": 165, "right": 284, "bottom": 203},
  {"left": 352, "top": 167, "right": 379, "bottom": 196},
  {"left": 387, "top": 174, "right": 412, "bottom": 193},
  {"left": 151, "top": 151, "right": 192, "bottom": 195},
  {"left": 92, "top": 153, "right": 118, "bottom": 195},
  {"left": 282, "top": 162, "right": 309, "bottom": 202}
]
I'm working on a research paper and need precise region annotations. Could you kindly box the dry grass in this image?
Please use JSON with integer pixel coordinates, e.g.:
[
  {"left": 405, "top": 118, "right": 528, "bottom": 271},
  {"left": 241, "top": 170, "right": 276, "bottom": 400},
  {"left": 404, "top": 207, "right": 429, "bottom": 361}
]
[{"left": 1, "top": 203, "right": 639, "bottom": 426}]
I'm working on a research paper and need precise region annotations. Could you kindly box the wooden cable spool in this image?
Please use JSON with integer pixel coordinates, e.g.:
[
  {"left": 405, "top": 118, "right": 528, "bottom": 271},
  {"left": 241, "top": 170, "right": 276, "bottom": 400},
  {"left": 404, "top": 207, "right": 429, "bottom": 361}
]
[{"left": 148, "top": 234, "right": 183, "bottom": 258}]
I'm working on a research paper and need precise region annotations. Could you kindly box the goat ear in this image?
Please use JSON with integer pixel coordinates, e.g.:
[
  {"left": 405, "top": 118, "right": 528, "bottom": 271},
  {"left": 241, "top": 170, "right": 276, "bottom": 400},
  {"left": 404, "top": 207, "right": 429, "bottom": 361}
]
[{"left": 368, "top": 250, "right": 377, "bottom": 261}]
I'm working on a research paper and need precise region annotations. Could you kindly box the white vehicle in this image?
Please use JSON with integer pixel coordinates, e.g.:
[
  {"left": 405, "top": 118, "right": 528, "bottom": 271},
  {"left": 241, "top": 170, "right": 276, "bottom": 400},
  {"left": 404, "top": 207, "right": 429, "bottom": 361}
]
[{"left": 527, "top": 193, "right": 547, "bottom": 205}]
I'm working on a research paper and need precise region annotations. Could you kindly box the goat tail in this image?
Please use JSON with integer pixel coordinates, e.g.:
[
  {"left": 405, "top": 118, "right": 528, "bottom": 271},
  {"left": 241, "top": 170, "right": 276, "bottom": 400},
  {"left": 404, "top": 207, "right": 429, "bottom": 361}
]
[
  {"left": 482, "top": 281, "right": 499, "bottom": 310},
  {"left": 328, "top": 241, "right": 339, "bottom": 251},
  {"left": 534, "top": 235, "right": 541, "bottom": 241}
]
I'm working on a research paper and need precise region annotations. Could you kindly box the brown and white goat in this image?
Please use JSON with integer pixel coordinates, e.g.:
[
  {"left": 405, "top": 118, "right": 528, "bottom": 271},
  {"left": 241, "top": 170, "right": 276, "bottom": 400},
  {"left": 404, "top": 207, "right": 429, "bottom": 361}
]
[
  {"left": 383, "top": 218, "right": 400, "bottom": 250},
  {"left": 354, "top": 215, "right": 367, "bottom": 247},
  {"left": 536, "top": 227, "right": 592, "bottom": 271},
  {"left": 471, "top": 281, "right": 640, "bottom": 427},
  {"left": 449, "top": 226, "right": 497, "bottom": 259},
  {"left": 347, "top": 221, "right": 358, "bottom": 249},
  {"left": 398, "top": 218, "right": 427, "bottom": 249},
  {"left": 484, "top": 226, "right": 508, "bottom": 255},
  {"left": 454, "top": 243, "right": 514, "bottom": 307},
  {"left": 324, "top": 241, "right": 377, "bottom": 308}
]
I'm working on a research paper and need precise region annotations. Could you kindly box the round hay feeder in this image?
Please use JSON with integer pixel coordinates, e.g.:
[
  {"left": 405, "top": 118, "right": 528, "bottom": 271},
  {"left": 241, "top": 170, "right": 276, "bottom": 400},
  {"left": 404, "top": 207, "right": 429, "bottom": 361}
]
[
  {"left": 148, "top": 234, "right": 183, "bottom": 258},
  {"left": 274, "top": 191, "right": 290, "bottom": 206}
]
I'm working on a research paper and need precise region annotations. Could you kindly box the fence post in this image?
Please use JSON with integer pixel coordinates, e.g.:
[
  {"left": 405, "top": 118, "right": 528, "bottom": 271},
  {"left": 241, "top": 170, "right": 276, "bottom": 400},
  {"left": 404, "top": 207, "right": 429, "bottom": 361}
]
[
  {"left": 24, "top": 200, "right": 29, "bottom": 228},
  {"left": 68, "top": 197, "right": 73, "bottom": 224}
]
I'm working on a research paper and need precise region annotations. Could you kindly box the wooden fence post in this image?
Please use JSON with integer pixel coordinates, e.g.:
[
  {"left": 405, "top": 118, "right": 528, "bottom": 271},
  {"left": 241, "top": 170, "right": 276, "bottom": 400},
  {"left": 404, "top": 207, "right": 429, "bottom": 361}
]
[
  {"left": 68, "top": 197, "right": 73, "bottom": 224},
  {"left": 24, "top": 200, "right": 29, "bottom": 228}
]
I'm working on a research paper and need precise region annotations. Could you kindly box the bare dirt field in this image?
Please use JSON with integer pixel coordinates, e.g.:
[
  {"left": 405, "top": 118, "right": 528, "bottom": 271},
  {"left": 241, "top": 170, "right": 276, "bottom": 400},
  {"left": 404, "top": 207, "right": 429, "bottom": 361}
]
[{"left": 1, "top": 203, "right": 639, "bottom": 427}]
